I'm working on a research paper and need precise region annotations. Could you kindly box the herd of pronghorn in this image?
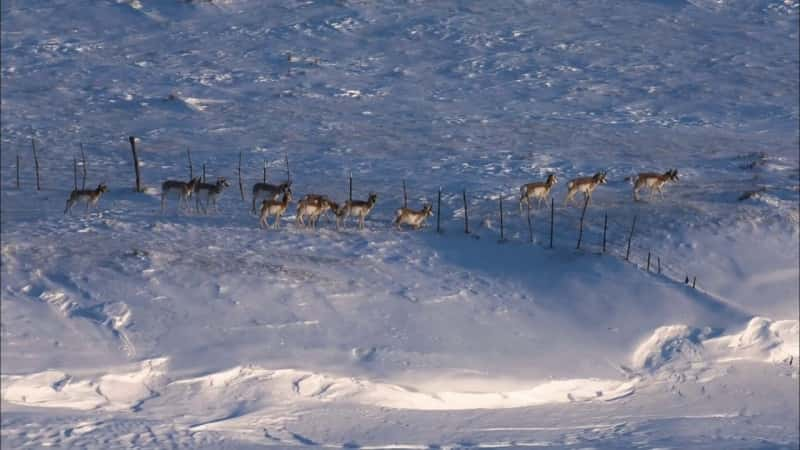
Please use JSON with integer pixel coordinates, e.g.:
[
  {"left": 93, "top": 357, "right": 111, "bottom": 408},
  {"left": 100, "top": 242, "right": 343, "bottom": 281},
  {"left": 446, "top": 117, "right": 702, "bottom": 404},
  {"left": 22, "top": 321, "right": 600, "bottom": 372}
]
[{"left": 64, "top": 168, "right": 679, "bottom": 230}]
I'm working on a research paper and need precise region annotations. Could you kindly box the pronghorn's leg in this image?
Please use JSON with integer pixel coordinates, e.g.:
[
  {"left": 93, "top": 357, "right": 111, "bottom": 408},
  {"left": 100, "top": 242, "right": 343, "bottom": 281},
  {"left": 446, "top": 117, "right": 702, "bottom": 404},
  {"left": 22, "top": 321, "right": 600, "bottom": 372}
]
[
  {"left": 360, "top": 213, "right": 366, "bottom": 230},
  {"left": 64, "top": 200, "right": 72, "bottom": 215},
  {"left": 251, "top": 195, "right": 256, "bottom": 214},
  {"left": 565, "top": 190, "right": 573, "bottom": 206}
]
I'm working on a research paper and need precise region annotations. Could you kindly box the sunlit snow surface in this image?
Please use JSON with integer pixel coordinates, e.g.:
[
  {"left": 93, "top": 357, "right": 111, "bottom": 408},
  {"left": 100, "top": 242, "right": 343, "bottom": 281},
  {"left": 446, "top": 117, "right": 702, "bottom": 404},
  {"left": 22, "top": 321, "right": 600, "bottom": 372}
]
[{"left": 1, "top": 1, "right": 798, "bottom": 448}]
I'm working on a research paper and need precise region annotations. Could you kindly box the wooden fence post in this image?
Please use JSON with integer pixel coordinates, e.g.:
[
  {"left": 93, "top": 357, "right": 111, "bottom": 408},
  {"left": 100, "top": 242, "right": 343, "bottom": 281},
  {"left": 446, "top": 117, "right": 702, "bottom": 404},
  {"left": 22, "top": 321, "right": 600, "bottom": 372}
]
[
  {"left": 576, "top": 194, "right": 589, "bottom": 250},
  {"left": 80, "top": 143, "right": 87, "bottom": 189},
  {"left": 202, "top": 163, "right": 206, "bottom": 183},
  {"left": 238, "top": 151, "right": 245, "bottom": 202},
  {"left": 549, "top": 197, "right": 554, "bottom": 248},
  {"left": 263, "top": 160, "right": 267, "bottom": 183},
  {"left": 499, "top": 194, "right": 505, "bottom": 241},
  {"left": 285, "top": 152, "right": 291, "bottom": 184},
  {"left": 403, "top": 179, "right": 407, "bottom": 208},
  {"left": 128, "top": 136, "right": 141, "bottom": 192},
  {"left": 187, "top": 147, "right": 193, "bottom": 180},
  {"left": 15, "top": 151, "right": 20, "bottom": 189},
  {"left": 692, "top": 276, "right": 697, "bottom": 289},
  {"left": 602, "top": 212, "right": 608, "bottom": 253},
  {"left": 349, "top": 171, "right": 353, "bottom": 202},
  {"left": 31, "top": 138, "right": 41, "bottom": 191},
  {"left": 436, "top": 187, "right": 442, "bottom": 233},
  {"left": 658, "top": 257, "right": 661, "bottom": 274},
  {"left": 463, "top": 189, "right": 469, "bottom": 234},
  {"left": 625, "top": 215, "right": 637, "bottom": 261},
  {"left": 647, "top": 252, "right": 651, "bottom": 272},
  {"left": 73, "top": 156, "right": 78, "bottom": 190}
]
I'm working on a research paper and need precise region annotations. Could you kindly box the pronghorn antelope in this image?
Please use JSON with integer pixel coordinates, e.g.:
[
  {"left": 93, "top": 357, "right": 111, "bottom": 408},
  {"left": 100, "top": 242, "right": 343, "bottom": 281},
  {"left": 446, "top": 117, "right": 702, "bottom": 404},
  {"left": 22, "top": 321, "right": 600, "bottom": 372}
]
[
  {"left": 194, "top": 177, "right": 230, "bottom": 213},
  {"left": 161, "top": 177, "right": 200, "bottom": 213},
  {"left": 338, "top": 193, "right": 378, "bottom": 230},
  {"left": 519, "top": 173, "right": 558, "bottom": 213},
  {"left": 252, "top": 181, "right": 291, "bottom": 213},
  {"left": 259, "top": 189, "right": 292, "bottom": 229},
  {"left": 394, "top": 204, "right": 433, "bottom": 230},
  {"left": 64, "top": 183, "right": 108, "bottom": 214},
  {"left": 632, "top": 169, "right": 679, "bottom": 201},
  {"left": 295, "top": 195, "right": 334, "bottom": 228},
  {"left": 304, "top": 194, "right": 339, "bottom": 224},
  {"left": 565, "top": 172, "right": 607, "bottom": 206}
]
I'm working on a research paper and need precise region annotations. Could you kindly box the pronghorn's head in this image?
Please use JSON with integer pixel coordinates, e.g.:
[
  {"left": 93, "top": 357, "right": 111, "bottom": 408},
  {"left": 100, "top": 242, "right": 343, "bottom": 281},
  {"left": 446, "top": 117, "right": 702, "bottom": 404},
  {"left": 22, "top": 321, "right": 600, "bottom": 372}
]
[
  {"left": 546, "top": 173, "right": 558, "bottom": 185},
  {"left": 216, "top": 177, "right": 230, "bottom": 187},
  {"left": 368, "top": 192, "right": 378, "bottom": 204},
  {"left": 327, "top": 199, "right": 340, "bottom": 213},
  {"left": 97, "top": 183, "right": 108, "bottom": 193},
  {"left": 593, "top": 172, "right": 608, "bottom": 184},
  {"left": 667, "top": 169, "right": 679, "bottom": 182},
  {"left": 422, "top": 204, "right": 434, "bottom": 217},
  {"left": 283, "top": 187, "right": 293, "bottom": 202},
  {"left": 188, "top": 177, "right": 201, "bottom": 188},
  {"left": 280, "top": 181, "right": 292, "bottom": 193}
]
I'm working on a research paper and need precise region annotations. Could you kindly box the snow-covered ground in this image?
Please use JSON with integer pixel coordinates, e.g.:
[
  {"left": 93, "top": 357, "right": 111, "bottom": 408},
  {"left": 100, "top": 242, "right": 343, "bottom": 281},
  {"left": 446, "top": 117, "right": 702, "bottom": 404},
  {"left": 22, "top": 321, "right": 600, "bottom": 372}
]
[{"left": 1, "top": 1, "right": 798, "bottom": 448}]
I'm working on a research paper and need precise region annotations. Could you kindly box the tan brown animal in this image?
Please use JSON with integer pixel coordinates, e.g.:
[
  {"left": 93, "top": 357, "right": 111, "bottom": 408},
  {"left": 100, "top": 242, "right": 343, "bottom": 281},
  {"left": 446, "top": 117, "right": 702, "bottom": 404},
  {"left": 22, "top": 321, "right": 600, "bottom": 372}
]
[
  {"left": 519, "top": 174, "right": 558, "bottom": 212},
  {"left": 394, "top": 204, "right": 433, "bottom": 230},
  {"left": 338, "top": 193, "right": 378, "bottom": 230},
  {"left": 632, "top": 169, "right": 679, "bottom": 201},
  {"left": 565, "top": 172, "right": 607, "bottom": 206},
  {"left": 252, "top": 181, "right": 291, "bottom": 213},
  {"left": 161, "top": 177, "right": 200, "bottom": 213},
  {"left": 259, "top": 189, "right": 292, "bottom": 229},
  {"left": 194, "top": 177, "right": 230, "bottom": 213},
  {"left": 296, "top": 195, "right": 334, "bottom": 228},
  {"left": 65, "top": 183, "right": 108, "bottom": 214}
]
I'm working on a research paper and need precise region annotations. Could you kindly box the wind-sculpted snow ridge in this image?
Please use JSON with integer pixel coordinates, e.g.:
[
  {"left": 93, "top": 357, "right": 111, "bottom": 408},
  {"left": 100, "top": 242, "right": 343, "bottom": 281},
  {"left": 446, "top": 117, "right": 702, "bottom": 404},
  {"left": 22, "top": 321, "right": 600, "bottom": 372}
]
[
  {"left": 632, "top": 317, "right": 799, "bottom": 374},
  {"left": 4, "top": 318, "right": 794, "bottom": 414}
]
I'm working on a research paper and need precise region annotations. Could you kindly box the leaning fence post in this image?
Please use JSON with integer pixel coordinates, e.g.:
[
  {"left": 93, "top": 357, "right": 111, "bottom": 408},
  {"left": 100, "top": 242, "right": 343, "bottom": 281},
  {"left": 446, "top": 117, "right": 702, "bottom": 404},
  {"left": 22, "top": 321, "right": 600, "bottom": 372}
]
[
  {"left": 31, "top": 138, "right": 41, "bottom": 191},
  {"left": 549, "top": 197, "right": 554, "bottom": 248},
  {"left": 436, "top": 187, "right": 442, "bottom": 233},
  {"left": 238, "top": 151, "right": 245, "bottom": 202},
  {"left": 576, "top": 194, "right": 589, "bottom": 250},
  {"left": 128, "top": 136, "right": 141, "bottom": 192},
  {"left": 499, "top": 194, "right": 505, "bottom": 241},
  {"left": 73, "top": 156, "right": 78, "bottom": 190},
  {"left": 285, "top": 152, "right": 291, "bottom": 184},
  {"left": 463, "top": 189, "right": 469, "bottom": 234},
  {"left": 625, "top": 215, "right": 637, "bottom": 261},
  {"left": 602, "top": 212, "right": 608, "bottom": 253}
]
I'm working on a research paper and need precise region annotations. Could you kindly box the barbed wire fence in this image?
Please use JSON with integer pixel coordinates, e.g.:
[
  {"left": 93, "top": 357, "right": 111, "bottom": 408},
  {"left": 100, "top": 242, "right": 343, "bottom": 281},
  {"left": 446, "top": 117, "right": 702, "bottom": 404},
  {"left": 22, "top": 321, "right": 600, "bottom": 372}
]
[{"left": 4, "top": 137, "right": 703, "bottom": 291}]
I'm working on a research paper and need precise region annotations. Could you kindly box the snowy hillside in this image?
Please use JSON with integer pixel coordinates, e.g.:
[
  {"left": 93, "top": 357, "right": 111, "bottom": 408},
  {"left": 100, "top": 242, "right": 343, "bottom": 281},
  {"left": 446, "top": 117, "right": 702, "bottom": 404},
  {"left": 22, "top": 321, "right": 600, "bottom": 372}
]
[{"left": 1, "top": 1, "right": 798, "bottom": 448}]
